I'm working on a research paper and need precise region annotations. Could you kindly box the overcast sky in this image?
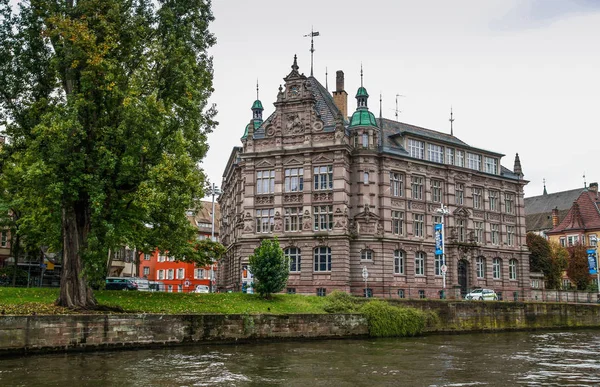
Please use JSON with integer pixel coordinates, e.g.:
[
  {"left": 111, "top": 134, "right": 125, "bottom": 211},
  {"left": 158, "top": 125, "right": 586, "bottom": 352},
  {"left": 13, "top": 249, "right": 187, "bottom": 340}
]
[{"left": 206, "top": 0, "right": 600, "bottom": 199}]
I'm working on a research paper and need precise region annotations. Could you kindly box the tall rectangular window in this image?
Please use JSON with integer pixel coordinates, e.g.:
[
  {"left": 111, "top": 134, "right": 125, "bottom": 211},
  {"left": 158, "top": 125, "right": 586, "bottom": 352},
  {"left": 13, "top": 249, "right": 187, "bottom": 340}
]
[
  {"left": 362, "top": 133, "right": 368, "bottom": 148},
  {"left": 392, "top": 211, "right": 404, "bottom": 235},
  {"left": 363, "top": 172, "right": 369, "bottom": 185},
  {"left": 474, "top": 221, "right": 484, "bottom": 243},
  {"left": 491, "top": 224, "right": 500, "bottom": 245},
  {"left": 473, "top": 187, "right": 483, "bottom": 209},
  {"left": 314, "top": 247, "right": 332, "bottom": 272},
  {"left": 194, "top": 268, "right": 205, "bottom": 279},
  {"left": 509, "top": 259, "right": 517, "bottom": 280},
  {"left": 144, "top": 253, "right": 151, "bottom": 261},
  {"left": 456, "top": 150, "right": 465, "bottom": 167},
  {"left": 394, "top": 250, "right": 405, "bottom": 274},
  {"left": 285, "top": 247, "right": 301, "bottom": 272},
  {"left": 256, "top": 170, "right": 275, "bottom": 194},
  {"left": 507, "top": 226, "right": 515, "bottom": 246},
  {"left": 455, "top": 183, "right": 464, "bottom": 205},
  {"left": 505, "top": 193, "right": 514, "bottom": 214},
  {"left": 493, "top": 258, "right": 501, "bottom": 279},
  {"left": 476, "top": 257, "right": 486, "bottom": 278},
  {"left": 143, "top": 267, "right": 150, "bottom": 276},
  {"left": 390, "top": 172, "right": 404, "bottom": 197},
  {"left": 431, "top": 179, "right": 443, "bottom": 203},
  {"left": 484, "top": 157, "right": 498, "bottom": 174},
  {"left": 412, "top": 176, "right": 424, "bottom": 199},
  {"left": 413, "top": 213, "right": 424, "bottom": 237},
  {"left": 284, "top": 168, "right": 304, "bottom": 192},
  {"left": 408, "top": 139, "right": 424, "bottom": 159},
  {"left": 167, "top": 269, "right": 174, "bottom": 280},
  {"left": 313, "top": 166, "right": 333, "bottom": 190},
  {"left": 314, "top": 205, "right": 333, "bottom": 231},
  {"left": 446, "top": 148, "right": 454, "bottom": 165},
  {"left": 158, "top": 270, "right": 164, "bottom": 280},
  {"left": 457, "top": 218, "right": 466, "bottom": 242},
  {"left": 1, "top": 231, "right": 7, "bottom": 247},
  {"left": 489, "top": 190, "right": 499, "bottom": 211},
  {"left": 255, "top": 209, "right": 274, "bottom": 233},
  {"left": 284, "top": 207, "right": 303, "bottom": 232},
  {"left": 176, "top": 268, "right": 185, "bottom": 279},
  {"left": 428, "top": 144, "right": 444, "bottom": 163},
  {"left": 434, "top": 255, "right": 442, "bottom": 276},
  {"left": 415, "top": 251, "right": 425, "bottom": 276},
  {"left": 467, "top": 153, "right": 481, "bottom": 171}
]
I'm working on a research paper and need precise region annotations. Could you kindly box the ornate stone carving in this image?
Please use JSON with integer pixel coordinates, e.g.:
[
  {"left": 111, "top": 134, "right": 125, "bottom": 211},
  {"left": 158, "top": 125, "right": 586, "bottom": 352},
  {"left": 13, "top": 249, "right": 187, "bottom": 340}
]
[
  {"left": 410, "top": 201, "right": 425, "bottom": 211},
  {"left": 285, "top": 113, "right": 303, "bottom": 134},
  {"left": 284, "top": 194, "right": 303, "bottom": 203},
  {"left": 391, "top": 199, "right": 404, "bottom": 208},
  {"left": 473, "top": 211, "right": 484, "bottom": 219},
  {"left": 313, "top": 192, "right": 333, "bottom": 202},
  {"left": 255, "top": 196, "right": 274, "bottom": 205},
  {"left": 504, "top": 215, "right": 516, "bottom": 223},
  {"left": 487, "top": 213, "right": 501, "bottom": 222}
]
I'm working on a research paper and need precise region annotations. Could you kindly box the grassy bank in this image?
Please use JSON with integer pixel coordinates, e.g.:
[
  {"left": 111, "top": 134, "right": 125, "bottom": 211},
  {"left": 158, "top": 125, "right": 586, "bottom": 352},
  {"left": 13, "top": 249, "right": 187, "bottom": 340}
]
[{"left": 0, "top": 287, "right": 329, "bottom": 315}]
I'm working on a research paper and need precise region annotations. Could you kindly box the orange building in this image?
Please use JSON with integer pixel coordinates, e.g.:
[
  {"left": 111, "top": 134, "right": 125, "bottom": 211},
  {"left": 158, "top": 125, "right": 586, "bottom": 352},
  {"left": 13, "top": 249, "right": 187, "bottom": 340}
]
[{"left": 139, "top": 200, "right": 220, "bottom": 292}]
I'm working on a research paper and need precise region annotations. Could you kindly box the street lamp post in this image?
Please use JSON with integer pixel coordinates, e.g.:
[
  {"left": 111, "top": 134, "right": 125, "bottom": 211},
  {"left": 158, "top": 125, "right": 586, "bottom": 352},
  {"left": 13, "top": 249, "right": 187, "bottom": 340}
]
[
  {"left": 362, "top": 266, "right": 369, "bottom": 297},
  {"left": 210, "top": 183, "right": 221, "bottom": 293},
  {"left": 436, "top": 204, "right": 449, "bottom": 290}
]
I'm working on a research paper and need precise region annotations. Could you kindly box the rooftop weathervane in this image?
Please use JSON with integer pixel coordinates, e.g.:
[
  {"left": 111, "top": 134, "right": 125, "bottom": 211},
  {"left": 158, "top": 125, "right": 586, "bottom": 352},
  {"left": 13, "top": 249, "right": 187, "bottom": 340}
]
[{"left": 304, "top": 28, "right": 320, "bottom": 77}]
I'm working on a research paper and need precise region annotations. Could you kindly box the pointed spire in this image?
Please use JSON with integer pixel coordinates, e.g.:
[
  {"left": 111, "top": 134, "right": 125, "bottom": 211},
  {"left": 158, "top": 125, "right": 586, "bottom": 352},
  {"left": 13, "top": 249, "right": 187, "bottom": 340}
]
[
  {"left": 360, "top": 63, "right": 364, "bottom": 87},
  {"left": 449, "top": 106, "right": 455, "bottom": 136},
  {"left": 256, "top": 79, "right": 259, "bottom": 100},
  {"left": 543, "top": 178, "right": 547, "bottom": 195},
  {"left": 325, "top": 67, "right": 328, "bottom": 91},
  {"left": 513, "top": 153, "right": 523, "bottom": 178},
  {"left": 379, "top": 93, "right": 382, "bottom": 119},
  {"left": 583, "top": 172, "right": 587, "bottom": 188},
  {"left": 292, "top": 54, "right": 299, "bottom": 72}
]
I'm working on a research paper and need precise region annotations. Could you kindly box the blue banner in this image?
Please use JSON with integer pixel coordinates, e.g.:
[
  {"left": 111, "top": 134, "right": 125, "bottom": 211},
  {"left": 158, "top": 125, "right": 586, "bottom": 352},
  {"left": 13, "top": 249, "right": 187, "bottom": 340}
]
[
  {"left": 587, "top": 249, "right": 597, "bottom": 275},
  {"left": 435, "top": 223, "right": 443, "bottom": 255}
]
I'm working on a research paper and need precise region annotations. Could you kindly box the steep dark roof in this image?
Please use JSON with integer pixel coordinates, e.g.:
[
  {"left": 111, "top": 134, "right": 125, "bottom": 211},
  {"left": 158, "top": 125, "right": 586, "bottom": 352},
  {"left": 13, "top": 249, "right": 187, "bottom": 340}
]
[
  {"left": 548, "top": 190, "right": 600, "bottom": 234},
  {"left": 525, "top": 209, "right": 570, "bottom": 232},
  {"left": 307, "top": 76, "right": 347, "bottom": 130},
  {"left": 524, "top": 188, "right": 583, "bottom": 216}
]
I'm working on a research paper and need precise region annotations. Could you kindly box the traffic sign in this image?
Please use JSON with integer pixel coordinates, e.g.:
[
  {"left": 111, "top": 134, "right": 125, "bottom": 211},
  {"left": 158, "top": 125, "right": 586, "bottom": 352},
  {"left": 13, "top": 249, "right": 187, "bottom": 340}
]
[
  {"left": 362, "top": 266, "right": 369, "bottom": 280},
  {"left": 184, "top": 280, "right": 191, "bottom": 287},
  {"left": 441, "top": 264, "right": 447, "bottom": 273}
]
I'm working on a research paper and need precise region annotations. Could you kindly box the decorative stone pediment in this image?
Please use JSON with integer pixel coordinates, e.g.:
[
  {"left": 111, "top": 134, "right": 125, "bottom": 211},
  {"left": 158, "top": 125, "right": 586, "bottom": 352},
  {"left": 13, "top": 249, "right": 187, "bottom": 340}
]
[
  {"left": 453, "top": 207, "right": 471, "bottom": 218},
  {"left": 354, "top": 204, "right": 380, "bottom": 224},
  {"left": 312, "top": 154, "right": 333, "bottom": 164},
  {"left": 256, "top": 159, "right": 275, "bottom": 169},
  {"left": 283, "top": 157, "right": 303, "bottom": 166}
]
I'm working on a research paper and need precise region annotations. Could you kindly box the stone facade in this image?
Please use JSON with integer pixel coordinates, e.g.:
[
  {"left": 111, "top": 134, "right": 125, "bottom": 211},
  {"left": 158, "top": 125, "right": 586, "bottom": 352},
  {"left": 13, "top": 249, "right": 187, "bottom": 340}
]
[{"left": 218, "top": 57, "right": 530, "bottom": 300}]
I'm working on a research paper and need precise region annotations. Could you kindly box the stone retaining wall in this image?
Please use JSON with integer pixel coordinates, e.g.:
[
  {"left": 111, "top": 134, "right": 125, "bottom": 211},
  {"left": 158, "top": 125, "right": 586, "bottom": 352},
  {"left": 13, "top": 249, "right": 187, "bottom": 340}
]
[{"left": 1, "top": 301, "right": 599, "bottom": 356}]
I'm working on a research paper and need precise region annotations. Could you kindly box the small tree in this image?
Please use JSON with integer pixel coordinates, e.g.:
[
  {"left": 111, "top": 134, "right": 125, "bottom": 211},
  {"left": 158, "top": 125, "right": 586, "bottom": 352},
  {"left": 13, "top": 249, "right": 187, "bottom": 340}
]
[
  {"left": 526, "top": 232, "right": 551, "bottom": 275},
  {"left": 248, "top": 238, "right": 289, "bottom": 299},
  {"left": 547, "top": 241, "right": 568, "bottom": 289},
  {"left": 567, "top": 243, "right": 590, "bottom": 290}
]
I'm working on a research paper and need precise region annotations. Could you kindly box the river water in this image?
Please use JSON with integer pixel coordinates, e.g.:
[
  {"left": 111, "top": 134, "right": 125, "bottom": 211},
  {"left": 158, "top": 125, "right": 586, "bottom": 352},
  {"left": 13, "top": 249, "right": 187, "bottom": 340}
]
[{"left": 1, "top": 330, "right": 600, "bottom": 386}]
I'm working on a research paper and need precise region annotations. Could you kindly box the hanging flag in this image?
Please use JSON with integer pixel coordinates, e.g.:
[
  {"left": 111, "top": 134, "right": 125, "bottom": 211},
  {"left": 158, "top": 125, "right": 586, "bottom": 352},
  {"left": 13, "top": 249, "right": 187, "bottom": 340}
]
[
  {"left": 587, "top": 249, "right": 597, "bottom": 275},
  {"left": 435, "top": 223, "right": 443, "bottom": 255}
]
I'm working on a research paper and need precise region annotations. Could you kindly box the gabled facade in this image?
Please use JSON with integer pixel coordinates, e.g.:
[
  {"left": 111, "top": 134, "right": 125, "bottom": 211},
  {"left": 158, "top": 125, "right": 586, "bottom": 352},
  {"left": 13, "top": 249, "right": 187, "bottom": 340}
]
[
  {"left": 546, "top": 183, "right": 600, "bottom": 249},
  {"left": 524, "top": 183, "right": 582, "bottom": 238},
  {"left": 218, "top": 56, "right": 530, "bottom": 300}
]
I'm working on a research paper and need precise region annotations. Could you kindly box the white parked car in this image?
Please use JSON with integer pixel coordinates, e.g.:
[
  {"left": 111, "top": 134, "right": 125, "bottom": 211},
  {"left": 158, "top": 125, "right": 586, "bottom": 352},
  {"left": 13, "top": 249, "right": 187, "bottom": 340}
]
[
  {"left": 194, "top": 285, "right": 210, "bottom": 294},
  {"left": 465, "top": 288, "right": 498, "bottom": 301}
]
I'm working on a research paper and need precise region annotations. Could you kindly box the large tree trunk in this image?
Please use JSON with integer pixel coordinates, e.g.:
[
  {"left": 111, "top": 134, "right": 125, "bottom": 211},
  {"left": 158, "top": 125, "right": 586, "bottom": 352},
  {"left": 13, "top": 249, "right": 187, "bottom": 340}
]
[{"left": 56, "top": 203, "right": 97, "bottom": 309}]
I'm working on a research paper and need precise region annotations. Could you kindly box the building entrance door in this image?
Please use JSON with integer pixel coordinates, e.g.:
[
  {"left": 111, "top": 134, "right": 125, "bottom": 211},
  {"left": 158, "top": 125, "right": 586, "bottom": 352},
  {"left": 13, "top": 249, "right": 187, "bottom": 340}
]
[{"left": 457, "top": 259, "right": 469, "bottom": 298}]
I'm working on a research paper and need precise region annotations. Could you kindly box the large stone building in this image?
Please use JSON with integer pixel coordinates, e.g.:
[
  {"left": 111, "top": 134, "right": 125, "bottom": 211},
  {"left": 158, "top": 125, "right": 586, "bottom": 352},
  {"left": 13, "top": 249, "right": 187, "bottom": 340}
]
[{"left": 218, "top": 56, "right": 530, "bottom": 300}]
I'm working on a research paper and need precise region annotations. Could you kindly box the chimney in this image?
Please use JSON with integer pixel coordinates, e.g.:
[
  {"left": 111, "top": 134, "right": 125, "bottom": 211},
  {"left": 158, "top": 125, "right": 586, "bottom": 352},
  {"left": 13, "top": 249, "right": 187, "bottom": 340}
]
[
  {"left": 551, "top": 207, "right": 559, "bottom": 227},
  {"left": 333, "top": 70, "right": 348, "bottom": 119},
  {"left": 589, "top": 182, "right": 598, "bottom": 193}
]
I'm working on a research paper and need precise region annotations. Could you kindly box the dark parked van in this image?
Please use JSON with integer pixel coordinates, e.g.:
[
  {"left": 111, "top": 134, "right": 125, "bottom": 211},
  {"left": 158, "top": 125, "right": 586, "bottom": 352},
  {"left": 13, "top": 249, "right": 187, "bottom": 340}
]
[{"left": 105, "top": 277, "right": 138, "bottom": 291}]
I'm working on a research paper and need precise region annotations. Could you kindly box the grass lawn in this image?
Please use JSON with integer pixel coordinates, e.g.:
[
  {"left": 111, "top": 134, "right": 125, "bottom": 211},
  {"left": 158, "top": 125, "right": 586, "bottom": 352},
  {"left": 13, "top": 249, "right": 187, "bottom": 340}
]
[{"left": 0, "top": 287, "right": 330, "bottom": 315}]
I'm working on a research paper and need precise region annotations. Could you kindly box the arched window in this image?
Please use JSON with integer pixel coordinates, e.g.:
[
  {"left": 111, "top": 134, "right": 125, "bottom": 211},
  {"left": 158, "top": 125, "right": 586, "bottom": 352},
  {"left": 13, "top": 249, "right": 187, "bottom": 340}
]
[
  {"left": 476, "top": 257, "right": 486, "bottom": 278},
  {"left": 361, "top": 249, "right": 373, "bottom": 261},
  {"left": 492, "top": 258, "right": 501, "bottom": 279},
  {"left": 394, "top": 250, "right": 405, "bottom": 274},
  {"left": 509, "top": 259, "right": 518, "bottom": 280},
  {"left": 314, "top": 247, "right": 332, "bottom": 272},
  {"left": 415, "top": 251, "right": 425, "bottom": 276},
  {"left": 285, "top": 247, "right": 301, "bottom": 272}
]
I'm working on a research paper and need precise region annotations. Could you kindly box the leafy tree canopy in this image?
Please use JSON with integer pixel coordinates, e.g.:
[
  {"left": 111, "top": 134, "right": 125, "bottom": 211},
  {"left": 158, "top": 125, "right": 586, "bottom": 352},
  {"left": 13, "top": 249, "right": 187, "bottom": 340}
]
[
  {"left": 0, "top": 0, "right": 217, "bottom": 308},
  {"left": 526, "top": 232, "right": 551, "bottom": 275},
  {"left": 567, "top": 243, "right": 591, "bottom": 290},
  {"left": 248, "top": 238, "right": 289, "bottom": 299},
  {"left": 547, "top": 240, "right": 568, "bottom": 290}
]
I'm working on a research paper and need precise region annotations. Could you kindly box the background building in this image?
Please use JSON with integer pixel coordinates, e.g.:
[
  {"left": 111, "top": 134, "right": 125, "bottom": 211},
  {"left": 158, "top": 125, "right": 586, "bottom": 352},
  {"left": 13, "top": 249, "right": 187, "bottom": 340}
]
[
  {"left": 524, "top": 181, "right": 582, "bottom": 238},
  {"left": 138, "top": 201, "right": 220, "bottom": 292},
  {"left": 218, "top": 57, "right": 530, "bottom": 300}
]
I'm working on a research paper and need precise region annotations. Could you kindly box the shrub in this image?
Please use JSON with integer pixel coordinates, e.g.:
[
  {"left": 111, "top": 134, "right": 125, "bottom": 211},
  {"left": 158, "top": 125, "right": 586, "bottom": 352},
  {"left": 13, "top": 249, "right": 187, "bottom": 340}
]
[
  {"left": 360, "top": 300, "right": 427, "bottom": 337},
  {"left": 248, "top": 237, "right": 289, "bottom": 299},
  {"left": 323, "top": 290, "right": 360, "bottom": 313}
]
